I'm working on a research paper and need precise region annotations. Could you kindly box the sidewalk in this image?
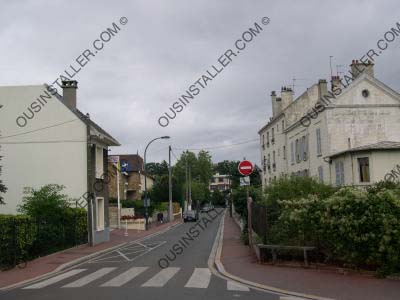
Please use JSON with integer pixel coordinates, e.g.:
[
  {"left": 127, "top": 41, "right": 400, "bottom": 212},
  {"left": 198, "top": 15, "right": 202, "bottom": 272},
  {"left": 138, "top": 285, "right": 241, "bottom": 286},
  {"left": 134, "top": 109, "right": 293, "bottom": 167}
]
[
  {"left": 221, "top": 213, "right": 400, "bottom": 300},
  {"left": 0, "top": 219, "right": 181, "bottom": 289}
]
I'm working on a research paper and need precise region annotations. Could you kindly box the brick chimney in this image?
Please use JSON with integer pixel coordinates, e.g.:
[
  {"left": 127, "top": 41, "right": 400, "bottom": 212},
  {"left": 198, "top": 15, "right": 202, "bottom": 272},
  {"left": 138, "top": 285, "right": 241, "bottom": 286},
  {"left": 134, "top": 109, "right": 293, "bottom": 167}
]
[
  {"left": 61, "top": 80, "right": 78, "bottom": 109},
  {"left": 331, "top": 76, "right": 341, "bottom": 93},
  {"left": 281, "top": 86, "right": 293, "bottom": 110},
  {"left": 350, "top": 59, "right": 374, "bottom": 79}
]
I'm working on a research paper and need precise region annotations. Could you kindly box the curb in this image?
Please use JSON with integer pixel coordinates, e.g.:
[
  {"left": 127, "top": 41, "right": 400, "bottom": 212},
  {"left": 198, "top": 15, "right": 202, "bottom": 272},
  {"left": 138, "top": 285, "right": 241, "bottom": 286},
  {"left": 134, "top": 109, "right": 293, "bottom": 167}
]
[
  {"left": 0, "top": 221, "right": 182, "bottom": 292},
  {"left": 210, "top": 211, "right": 334, "bottom": 300}
]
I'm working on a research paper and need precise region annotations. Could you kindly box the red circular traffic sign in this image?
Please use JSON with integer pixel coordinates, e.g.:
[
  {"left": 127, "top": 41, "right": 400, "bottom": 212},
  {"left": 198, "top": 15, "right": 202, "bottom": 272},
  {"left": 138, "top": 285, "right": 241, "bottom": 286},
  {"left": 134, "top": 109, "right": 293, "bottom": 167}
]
[{"left": 238, "top": 160, "right": 253, "bottom": 176}]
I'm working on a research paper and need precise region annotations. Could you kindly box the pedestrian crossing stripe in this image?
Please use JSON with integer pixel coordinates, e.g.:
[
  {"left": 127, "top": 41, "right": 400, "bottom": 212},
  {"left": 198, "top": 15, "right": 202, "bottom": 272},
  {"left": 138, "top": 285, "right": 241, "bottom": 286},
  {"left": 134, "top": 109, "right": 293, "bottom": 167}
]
[
  {"left": 23, "top": 267, "right": 250, "bottom": 292},
  {"left": 63, "top": 267, "right": 116, "bottom": 288},
  {"left": 184, "top": 268, "right": 211, "bottom": 288},
  {"left": 23, "top": 269, "right": 87, "bottom": 289},
  {"left": 101, "top": 266, "right": 148, "bottom": 287},
  {"left": 227, "top": 280, "right": 250, "bottom": 291}
]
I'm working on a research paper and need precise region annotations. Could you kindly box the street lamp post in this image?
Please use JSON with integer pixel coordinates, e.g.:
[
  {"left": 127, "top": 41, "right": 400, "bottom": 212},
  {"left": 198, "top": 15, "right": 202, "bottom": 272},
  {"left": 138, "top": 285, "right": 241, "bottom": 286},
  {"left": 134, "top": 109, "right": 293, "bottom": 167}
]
[{"left": 143, "top": 136, "right": 170, "bottom": 230}]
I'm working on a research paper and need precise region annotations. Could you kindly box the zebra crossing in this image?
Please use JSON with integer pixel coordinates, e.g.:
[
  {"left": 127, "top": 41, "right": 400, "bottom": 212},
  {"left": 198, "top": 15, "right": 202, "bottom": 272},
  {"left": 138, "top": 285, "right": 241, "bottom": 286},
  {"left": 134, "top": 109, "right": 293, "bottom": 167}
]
[{"left": 22, "top": 267, "right": 250, "bottom": 292}]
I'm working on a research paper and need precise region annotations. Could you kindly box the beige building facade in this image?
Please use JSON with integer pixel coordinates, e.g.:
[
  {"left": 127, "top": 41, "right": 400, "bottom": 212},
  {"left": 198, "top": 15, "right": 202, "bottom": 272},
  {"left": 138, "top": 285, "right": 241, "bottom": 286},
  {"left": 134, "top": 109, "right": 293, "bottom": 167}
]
[{"left": 259, "top": 61, "right": 400, "bottom": 188}]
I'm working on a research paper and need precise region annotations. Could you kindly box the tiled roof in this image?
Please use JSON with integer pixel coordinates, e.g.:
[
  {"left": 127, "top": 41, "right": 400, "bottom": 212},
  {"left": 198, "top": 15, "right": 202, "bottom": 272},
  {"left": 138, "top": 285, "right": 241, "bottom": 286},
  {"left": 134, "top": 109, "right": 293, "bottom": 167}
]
[{"left": 328, "top": 141, "right": 400, "bottom": 158}]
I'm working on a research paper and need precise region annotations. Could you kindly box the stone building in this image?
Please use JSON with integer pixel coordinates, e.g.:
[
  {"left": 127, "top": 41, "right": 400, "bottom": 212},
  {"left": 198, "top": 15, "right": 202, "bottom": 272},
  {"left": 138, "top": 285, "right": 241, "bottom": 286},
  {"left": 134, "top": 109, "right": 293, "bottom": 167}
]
[
  {"left": 209, "top": 173, "right": 231, "bottom": 192},
  {"left": 259, "top": 60, "right": 400, "bottom": 188},
  {"left": 108, "top": 154, "right": 154, "bottom": 200}
]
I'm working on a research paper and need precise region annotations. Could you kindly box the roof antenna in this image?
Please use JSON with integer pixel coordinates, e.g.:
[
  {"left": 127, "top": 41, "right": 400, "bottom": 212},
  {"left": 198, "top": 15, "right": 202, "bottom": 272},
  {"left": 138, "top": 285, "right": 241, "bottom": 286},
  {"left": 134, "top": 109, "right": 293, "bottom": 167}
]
[{"left": 329, "top": 56, "right": 334, "bottom": 79}]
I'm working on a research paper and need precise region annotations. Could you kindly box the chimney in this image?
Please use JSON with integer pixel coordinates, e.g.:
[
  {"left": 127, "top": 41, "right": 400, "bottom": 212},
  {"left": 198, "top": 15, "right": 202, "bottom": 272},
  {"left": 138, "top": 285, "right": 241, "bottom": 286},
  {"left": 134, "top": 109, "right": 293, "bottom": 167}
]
[
  {"left": 61, "top": 80, "right": 78, "bottom": 109},
  {"left": 350, "top": 59, "right": 374, "bottom": 79},
  {"left": 281, "top": 86, "right": 293, "bottom": 110},
  {"left": 318, "top": 79, "right": 328, "bottom": 98},
  {"left": 331, "top": 76, "right": 341, "bottom": 93},
  {"left": 271, "top": 91, "right": 282, "bottom": 117}
]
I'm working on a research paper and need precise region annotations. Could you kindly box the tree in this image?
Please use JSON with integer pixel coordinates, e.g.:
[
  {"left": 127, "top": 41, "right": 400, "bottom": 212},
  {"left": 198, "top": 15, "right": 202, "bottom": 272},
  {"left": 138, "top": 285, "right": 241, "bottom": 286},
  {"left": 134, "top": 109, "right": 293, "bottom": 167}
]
[
  {"left": 0, "top": 145, "right": 7, "bottom": 205},
  {"left": 146, "top": 161, "right": 169, "bottom": 177},
  {"left": 18, "top": 184, "right": 71, "bottom": 219},
  {"left": 214, "top": 160, "right": 262, "bottom": 188}
]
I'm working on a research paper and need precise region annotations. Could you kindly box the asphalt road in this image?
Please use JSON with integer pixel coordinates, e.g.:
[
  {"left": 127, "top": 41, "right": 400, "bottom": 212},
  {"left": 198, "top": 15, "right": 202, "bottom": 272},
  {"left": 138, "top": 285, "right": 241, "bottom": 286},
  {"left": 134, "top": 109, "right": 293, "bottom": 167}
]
[{"left": 0, "top": 208, "right": 283, "bottom": 300}]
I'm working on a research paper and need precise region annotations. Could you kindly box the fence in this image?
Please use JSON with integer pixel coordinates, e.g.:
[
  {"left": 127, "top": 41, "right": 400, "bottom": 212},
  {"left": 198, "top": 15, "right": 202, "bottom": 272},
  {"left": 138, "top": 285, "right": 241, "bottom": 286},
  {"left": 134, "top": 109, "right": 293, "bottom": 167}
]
[
  {"left": 250, "top": 201, "right": 267, "bottom": 244},
  {"left": 0, "top": 213, "right": 87, "bottom": 270}
]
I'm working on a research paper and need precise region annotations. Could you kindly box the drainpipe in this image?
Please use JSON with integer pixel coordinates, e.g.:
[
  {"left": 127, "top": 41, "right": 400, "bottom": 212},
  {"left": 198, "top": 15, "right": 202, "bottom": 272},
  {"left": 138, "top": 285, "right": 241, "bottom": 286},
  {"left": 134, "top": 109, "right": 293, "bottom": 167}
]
[{"left": 86, "top": 114, "right": 94, "bottom": 246}]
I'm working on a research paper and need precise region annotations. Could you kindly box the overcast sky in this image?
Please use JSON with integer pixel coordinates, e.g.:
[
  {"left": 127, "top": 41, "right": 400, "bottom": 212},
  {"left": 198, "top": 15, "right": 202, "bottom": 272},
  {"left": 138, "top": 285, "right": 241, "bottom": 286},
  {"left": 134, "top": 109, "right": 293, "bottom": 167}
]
[{"left": 1, "top": 0, "right": 399, "bottom": 165}]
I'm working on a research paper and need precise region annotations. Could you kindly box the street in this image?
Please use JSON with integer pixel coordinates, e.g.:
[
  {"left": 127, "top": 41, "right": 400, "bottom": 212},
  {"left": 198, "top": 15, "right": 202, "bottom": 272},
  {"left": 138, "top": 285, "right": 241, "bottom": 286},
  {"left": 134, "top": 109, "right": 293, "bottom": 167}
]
[{"left": 0, "top": 209, "right": 283, "bottom": 300}]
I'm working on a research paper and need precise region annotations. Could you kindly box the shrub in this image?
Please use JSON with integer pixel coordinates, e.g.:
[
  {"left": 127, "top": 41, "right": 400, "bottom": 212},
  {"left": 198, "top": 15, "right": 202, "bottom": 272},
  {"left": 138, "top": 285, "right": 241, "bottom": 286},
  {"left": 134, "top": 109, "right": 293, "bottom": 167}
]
[{"left": 275, "top": 186, "right": 400, "bottom": 275}]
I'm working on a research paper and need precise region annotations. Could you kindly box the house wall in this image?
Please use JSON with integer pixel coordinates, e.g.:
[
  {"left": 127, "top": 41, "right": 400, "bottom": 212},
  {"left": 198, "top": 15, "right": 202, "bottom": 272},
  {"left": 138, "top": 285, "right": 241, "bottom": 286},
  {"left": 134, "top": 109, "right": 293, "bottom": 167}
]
[
  {"left": 0, "top": 85, "right": 87, "bottom": 214},
  {"left": 330, "top": 150, "right": 400, "bottom": 186}
]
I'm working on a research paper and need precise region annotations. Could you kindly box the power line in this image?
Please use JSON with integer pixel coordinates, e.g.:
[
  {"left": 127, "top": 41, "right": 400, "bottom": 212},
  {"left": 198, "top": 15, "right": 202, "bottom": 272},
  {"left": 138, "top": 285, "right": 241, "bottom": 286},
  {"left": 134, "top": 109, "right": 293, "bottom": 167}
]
[
  {"left": 0, "top": 140, "right": 86, "bottom": 145},
  {"left": 173, "top": 138, "right": 259, "bottom": 151},
  {"left": 0, "top": 119, "right": 80, "bottom": 139}
]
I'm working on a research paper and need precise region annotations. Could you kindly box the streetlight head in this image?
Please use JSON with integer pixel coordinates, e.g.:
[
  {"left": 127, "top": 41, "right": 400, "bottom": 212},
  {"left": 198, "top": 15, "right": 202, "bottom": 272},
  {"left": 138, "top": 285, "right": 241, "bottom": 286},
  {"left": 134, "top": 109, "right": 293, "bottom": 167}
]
[{"left": 161, "top": 136, "right": 170, "bottom": 139}]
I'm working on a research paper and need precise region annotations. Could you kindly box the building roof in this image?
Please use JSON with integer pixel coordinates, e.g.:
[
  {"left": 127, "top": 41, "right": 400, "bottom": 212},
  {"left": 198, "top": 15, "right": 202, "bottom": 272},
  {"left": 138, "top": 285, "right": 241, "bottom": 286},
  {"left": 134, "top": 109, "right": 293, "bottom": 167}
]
[
  {"left": 47, "top": 84, "right": 120, "bottom": 146},
  {"left": 327, "top": 141, "right": 400, "bottom": 159}
]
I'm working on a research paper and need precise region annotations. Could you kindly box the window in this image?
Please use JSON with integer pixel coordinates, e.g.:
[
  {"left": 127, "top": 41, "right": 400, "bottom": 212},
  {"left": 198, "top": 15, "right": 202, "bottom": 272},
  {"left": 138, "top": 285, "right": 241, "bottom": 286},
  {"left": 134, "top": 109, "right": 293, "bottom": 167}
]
[
  {"left": 272, "top": 151, "right": 276, "bottom": 170},
  {"left": 218, "top": 177, "right": 224, "bottom": 183},
  {"left": 266, "top": 132, "right": 270, "bottom": 147},
  {"left": 316, "top": 128, "right": 322, "bottom": 156},
  {"left": 295, "top": 139, "right": 300, "bottom": 163},
  {"left": 95, "top": 146, "right": 104, "bottom": 178},
  {"left": 96, "top": 197, "right": 105, "bottom": 230},
  {"left": 318, "top": 166, "right": 324, "bottom": 182},
  {"left": 282, "top": 120, "right": 285, "bottom": 130},
  {"left": 335, "top": 161, "right": 345, "bottom": 186},
  {"left": 302, "top": 135, "right": 308, "bottom": 161},
  {"left": 277, "top": 123, "right": 279, "bottom": 132},
  {"left": 262, "top": 135, "right": 265, "bottom": 149},
  {"left": 358, "top": 157, "right": 370, "bottom": 182},
  {"left": 283, "top": 146, "right": 286, "bottom": 160},
  {"left": 271, "top": 128, "right": 275, "bottom": 144},
  {"left": 290, "top": 142, "right": 294, "bottom": 164}
]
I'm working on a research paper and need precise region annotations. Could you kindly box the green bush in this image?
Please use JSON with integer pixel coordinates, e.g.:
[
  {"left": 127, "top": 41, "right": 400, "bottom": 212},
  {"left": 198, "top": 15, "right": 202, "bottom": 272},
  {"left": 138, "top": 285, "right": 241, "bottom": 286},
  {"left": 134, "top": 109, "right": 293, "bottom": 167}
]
[{"left": 275, "top": 186, "right": 400, "bottom": 275}]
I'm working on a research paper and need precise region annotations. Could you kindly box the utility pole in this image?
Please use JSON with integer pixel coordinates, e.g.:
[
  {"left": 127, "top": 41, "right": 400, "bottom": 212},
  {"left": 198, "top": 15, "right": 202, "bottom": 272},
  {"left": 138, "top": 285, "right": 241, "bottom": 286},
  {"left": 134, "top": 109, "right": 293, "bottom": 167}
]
[
  {"left": 185, "top": 155, "right": 188, "bottom": 211},
  {"left": 188, "top": 165, "right": 192, "bottom": 210},
  {"left": 168, "top": 146, "right": 173, "bottom": 222}
]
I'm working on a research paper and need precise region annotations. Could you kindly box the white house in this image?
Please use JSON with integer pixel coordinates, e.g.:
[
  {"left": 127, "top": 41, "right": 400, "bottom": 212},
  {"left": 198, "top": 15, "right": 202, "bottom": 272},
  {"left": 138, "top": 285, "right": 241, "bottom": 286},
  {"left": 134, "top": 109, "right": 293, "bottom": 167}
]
[
  {"left": 259, "top": 60, "right": 400, "bottom": 188},
  {"left": 0, "top": 80, "right": 120, "bottom": 245}
]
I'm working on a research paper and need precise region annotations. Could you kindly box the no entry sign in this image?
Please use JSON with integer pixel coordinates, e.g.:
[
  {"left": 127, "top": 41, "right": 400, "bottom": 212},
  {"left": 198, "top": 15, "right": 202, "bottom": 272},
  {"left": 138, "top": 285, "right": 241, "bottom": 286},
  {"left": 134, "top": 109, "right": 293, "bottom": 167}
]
[{"left": 238, "top": 160, "right": 253, "bottom": 176}]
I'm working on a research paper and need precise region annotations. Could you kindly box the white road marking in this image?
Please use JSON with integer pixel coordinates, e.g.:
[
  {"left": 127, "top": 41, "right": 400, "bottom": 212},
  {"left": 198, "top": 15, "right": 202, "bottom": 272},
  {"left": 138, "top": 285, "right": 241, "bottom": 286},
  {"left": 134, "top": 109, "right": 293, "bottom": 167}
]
[
  {"left": 62, "top": 267, "right": 116, "bottom": 288},
  {"left": 142, "top": 267, "right": 180, "bottom": 287},
  {"left": 280, "top": 297, "right": 306, "bottom": 300},
  {"left": 101, "top": 267, "right": 148, "bottom": 287},
  {"left": 185, "top": 268, "right": 211, "bottom": 288},
  {"left": 116, "top": 250, "right": 130, "bottom": 261},
  {"left": 23, "top": 269, "right": 87, "bottom": 289},
  {"left": 227, "top": 280, "right": 250, "bottom": 292}
]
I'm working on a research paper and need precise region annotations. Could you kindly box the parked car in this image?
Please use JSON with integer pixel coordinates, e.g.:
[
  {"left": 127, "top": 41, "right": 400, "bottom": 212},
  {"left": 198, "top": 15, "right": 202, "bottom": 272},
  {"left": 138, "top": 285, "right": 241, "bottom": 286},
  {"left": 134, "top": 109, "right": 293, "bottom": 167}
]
[
  {"left": 200, "top": 204, "right": 215, "bottom": 213},
  {"left": 183, "top": 210, "right": 198, "bottom": 222}
]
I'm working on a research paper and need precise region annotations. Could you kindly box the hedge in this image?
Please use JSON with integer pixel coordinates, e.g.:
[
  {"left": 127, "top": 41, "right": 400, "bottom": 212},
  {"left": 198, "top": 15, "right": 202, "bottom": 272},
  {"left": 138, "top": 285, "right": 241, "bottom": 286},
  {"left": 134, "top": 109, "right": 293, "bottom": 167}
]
[{"left": 0, "top": 209, "right": 87, "bottom": 270}]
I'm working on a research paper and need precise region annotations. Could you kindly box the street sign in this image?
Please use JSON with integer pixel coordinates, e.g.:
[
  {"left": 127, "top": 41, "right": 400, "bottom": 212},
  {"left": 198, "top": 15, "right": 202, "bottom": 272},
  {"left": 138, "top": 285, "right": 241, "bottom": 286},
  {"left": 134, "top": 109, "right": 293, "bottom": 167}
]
[
  {"left": 144, "top": 198, "right": 151, "bottom": 207},
  {"left": 238, "top": 160, "right": 254, "bottom": 176},
  {"left": 108, "top": 155, "right": 119, "bottom": 163},
  {"left": 240, "top": 176, "right": 250, "bottom": 186}
]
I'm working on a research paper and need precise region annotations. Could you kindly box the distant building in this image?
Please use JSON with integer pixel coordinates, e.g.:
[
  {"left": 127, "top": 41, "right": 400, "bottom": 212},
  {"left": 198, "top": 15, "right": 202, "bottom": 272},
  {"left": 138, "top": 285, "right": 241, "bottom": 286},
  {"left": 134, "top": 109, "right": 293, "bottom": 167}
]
[
  {"left": 209, "top": 173, "right": 231, "bottom": 192},
  {"left": 259, "top": 60, "right": 400, "bottom": 188},
  {"left": 108, "top": 154, "right": 154, "bottom": 200}
]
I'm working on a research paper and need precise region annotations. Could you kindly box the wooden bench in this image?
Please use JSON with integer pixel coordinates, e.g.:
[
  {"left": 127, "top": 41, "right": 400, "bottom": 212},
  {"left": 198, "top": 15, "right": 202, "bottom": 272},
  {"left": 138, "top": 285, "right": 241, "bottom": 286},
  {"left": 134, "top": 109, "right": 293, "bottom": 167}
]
[{"left": 257, "top": 244, "right": 315, "bottom": 267}]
